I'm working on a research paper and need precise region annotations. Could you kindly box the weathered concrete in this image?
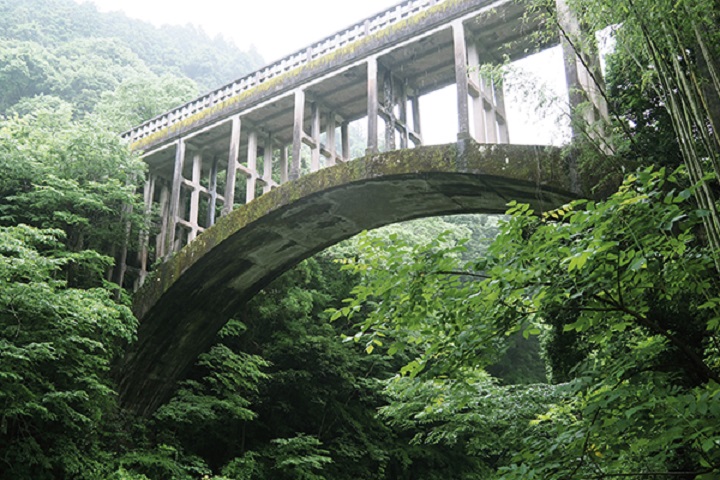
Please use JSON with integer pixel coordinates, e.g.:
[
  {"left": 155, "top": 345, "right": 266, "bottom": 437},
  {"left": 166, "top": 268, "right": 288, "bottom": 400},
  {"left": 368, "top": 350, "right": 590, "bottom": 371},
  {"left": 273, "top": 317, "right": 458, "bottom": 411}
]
[{"left": 116, "top": 140, "right": 576, "bottom": 416}]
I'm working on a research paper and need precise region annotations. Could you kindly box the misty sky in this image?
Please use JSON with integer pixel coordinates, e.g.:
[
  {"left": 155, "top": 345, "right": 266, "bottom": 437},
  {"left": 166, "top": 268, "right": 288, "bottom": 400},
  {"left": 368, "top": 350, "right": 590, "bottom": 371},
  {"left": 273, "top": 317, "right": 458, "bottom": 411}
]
[{"left": 76, "top": 0, "right": 402, "bottom": 61}]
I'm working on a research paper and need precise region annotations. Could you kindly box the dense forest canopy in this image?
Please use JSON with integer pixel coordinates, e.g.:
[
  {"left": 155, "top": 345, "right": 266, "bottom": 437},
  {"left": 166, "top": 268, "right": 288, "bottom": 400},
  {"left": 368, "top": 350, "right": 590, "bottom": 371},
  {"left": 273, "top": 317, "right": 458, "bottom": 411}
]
[{"left": 1, "top": 0, "right": 719, "bottom": 478}]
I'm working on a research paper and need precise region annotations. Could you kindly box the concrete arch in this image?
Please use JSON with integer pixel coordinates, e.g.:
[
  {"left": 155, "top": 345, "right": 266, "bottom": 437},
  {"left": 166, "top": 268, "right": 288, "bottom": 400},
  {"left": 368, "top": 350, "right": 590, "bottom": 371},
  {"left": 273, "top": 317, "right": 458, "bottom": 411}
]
[{"left": 117, "top": 140, "right": 576, "bottom": 416}]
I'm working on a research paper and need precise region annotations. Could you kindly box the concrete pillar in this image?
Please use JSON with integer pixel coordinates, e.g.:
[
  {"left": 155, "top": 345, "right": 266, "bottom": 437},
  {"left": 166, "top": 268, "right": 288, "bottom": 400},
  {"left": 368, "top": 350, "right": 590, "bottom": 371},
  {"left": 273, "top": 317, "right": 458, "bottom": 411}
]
[
  {"left": 263, "top": 134, "right": 273, "bottom": 194},
  {"left": 280, "top": 146, "right": 289, "bottom": 184},
  {"left": 467, "top": 40, "right": 510, "bottom": 144},
  {"left": 176, "top": 187, "right": 188, "bottom": 251},
  {"left": 341, "top": 122, "right": 350, "bottom": 161},
  {"left": 187, "top": 152, "right": 203, "bottom": 242},
  {"left": 310, "top": 102, "right": 321, "bottom": 171},
  {"left": 452, "top": 20, "right": 471, "bottom": 140},
  {"left": 556, "top": 0, "right": 609, "bottom": 135},
  {"left": 384, "top": 69, "right": 396, "bottom": 151},
  {"left": 326, "top": 112, "right": 337, "bottom": 166},
  {"left": 137, "top": 173, "right": 156, "bottom": 286},
  {"left": 291, "top": 89, "right": 305, "bottom": 180},
  {"left": 114, "top": 206, "right": 132, "bottom": 298},
  {"left": 495, "top": 80, "right": 510, "bottom": 143},
  {"left": 468, "top": 41, "right": 487, "bottom": 142},
  {"left": 156, "top": 183, "right": 170, "bottom": 259},
  {"left": 367, "top": 56, "right": 379, "bottom": 154},
  {"left": 399, "top": 81, "right": 409, "bottom": 149},
  {"left": 484, "top": 75, "right": 499, "bottom": 144},
  {"left": 166, "top": 138, "right": 186, "bottom": 256},
  {"left": 207, "top": 156, "right": 219, "bottom": 227},
  {"left": 411, "top": 95, "right": 422, "bottom": 145},
  {"left": 223, "top": 115, "right": 242, "bottom": 215},
  {"left": 246, "top": 131, "right": 258, "bottom": 204}
]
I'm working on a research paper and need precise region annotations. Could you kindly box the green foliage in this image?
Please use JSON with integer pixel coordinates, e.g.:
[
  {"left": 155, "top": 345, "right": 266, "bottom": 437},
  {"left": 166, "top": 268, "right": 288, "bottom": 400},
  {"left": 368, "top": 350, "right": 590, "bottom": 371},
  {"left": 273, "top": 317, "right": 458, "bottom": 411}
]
[
  {"left": 221, "top": 452, "right": 262, "bottom": 480},
  {"left": 155, "top": 347, "right": 266, "bottom": 427},
  {"left": 0, "top": 40, "right": 57, "bottom": 112},
  {"left": 542, "top": 0, "right": 720, "bottom": 264},
  {"left": 92, "top": 74, "right": 198, "bottom": 132},
  {"left": 153, "top": 337, "right": 269, "bottom": 461},
  {"left": 0, "top": 3, "right": 263, "bottom": 478},
  {"left": 0, "top": 225, "right": 136, "bottom": 478},
  {"left": 116, "top": 444, "right": 209, "bottom": 480},
  {"left": 334, "top": 226, "right": 511, "bottom": 378},
  {"left": 125, "top": 253, "right": 501, "bottom": 479},
  {"left": 268, "top": 434, "right": 333, "bottom": 480},
  {"left": 380, "top": 373, "right": 563, "bottom": 475},
  {"left": 338, "top": 166, "right": 720, "bottom": 477},
  {"left": 492, "top": 168, "right": 720, "bottom": 477},
  {"left": 0, "top": 108, "right": 145, "bottom": 285}
]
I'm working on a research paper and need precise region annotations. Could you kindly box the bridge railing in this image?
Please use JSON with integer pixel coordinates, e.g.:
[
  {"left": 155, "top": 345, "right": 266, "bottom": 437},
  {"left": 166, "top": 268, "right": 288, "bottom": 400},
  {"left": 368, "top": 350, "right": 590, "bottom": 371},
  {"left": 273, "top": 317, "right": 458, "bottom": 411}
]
[{"left": 121, "top": 0, "right": 443, "bottom": 145}]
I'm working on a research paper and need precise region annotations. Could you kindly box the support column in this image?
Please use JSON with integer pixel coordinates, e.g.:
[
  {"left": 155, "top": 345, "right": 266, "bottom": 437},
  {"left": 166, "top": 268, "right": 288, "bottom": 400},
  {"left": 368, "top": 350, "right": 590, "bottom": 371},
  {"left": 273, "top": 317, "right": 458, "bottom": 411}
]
[
  {"left": 367, "top": 56, "right": 379, "bottom": 154},
  {"left": 207, "top": 156, "right": 219, "bottom": 227},
  {"left": 280, "top": 146, "right": 289, "bottom": 184},
  {"left": 556, "top": 0, "right": 610, "bottom": 190},
  {"left": 495, "top": 81, "right": 510, "bottom": 143},
  {"left": 399, "top": 80, "right": 409, "bottom": 149},
  {"left": 383, "top": 70, "right": 396, "bottom": 151},
  {"left": 291, "top": 89, "right": 305, "bottom": 180},
  {"left": 310, "top": 102, "right": 321, "bottom": 171},
  {"left": 176, "top": 188, "right": 188, "bottom": 250},
  {"left": 326, "top": 112, "right": 337, "bottom": 166},
  {"left": 483, "top": 75, "right": 499, "bottom": 144},
  {"left": 187, "top": 151, "right": 203, "bottom": 242},
  {"left": 556, "top": 0, "right": 609, "bottom": 136},
  {"left": 452, "top": 20, "right": 471, "bottom": 140},
  {"left": 137, "top": 173, "right": 156, "bottom": 286},
  {"left": 263, "top": 134, "right": 274, "bottom": 194},
  {"left": 411, "top": 95, "right": 422, "bottom": 145},
  {"left": 166, "top": 138, "right": 186, "bottom": 256},
  {"left": 341, "top": 122, "right": 350, "bottom": 161},
  {"left": 114, "top": 202, "right": 132, "bottom": 296},
  {"left": 223, "top": 115, "right": 242, "bottom": 215},
  {"left": 468, "top": 41, "right": 510, "bottom": 144},
  {"left": 468, "top": 42, "right": 488, "bottom": 142},
  {"left": 156, "top": 183, "right": 170, "bottom": 260},
  {"left": 246, "top": 131, "right": 258, "bottom": 204}
]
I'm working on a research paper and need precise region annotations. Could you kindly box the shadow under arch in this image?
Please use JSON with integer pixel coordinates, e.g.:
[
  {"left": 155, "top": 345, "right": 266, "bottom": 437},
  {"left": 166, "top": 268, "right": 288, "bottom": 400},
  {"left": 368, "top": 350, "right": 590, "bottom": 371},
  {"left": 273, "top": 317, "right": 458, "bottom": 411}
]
[{"left": 117, "top": 140, "right": 577, "bottom": 416}]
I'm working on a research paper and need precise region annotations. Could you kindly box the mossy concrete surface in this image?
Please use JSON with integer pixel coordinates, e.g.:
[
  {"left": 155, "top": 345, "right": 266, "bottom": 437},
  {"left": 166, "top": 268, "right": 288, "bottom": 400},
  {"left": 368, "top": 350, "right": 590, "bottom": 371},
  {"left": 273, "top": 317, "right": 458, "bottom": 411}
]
[{"left": 117, "top": 140, "right": 577, "bottom": 416}]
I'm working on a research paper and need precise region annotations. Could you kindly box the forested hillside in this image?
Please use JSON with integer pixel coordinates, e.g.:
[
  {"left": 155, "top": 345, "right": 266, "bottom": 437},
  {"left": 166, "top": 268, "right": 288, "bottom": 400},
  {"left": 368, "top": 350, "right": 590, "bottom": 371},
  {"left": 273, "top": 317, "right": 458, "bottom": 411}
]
[
  {"left": 0, "top": 0, "right": 263, "bottom": 121},
  {"left": 1, "top": 0, "right": 720, "bottom": 478}
]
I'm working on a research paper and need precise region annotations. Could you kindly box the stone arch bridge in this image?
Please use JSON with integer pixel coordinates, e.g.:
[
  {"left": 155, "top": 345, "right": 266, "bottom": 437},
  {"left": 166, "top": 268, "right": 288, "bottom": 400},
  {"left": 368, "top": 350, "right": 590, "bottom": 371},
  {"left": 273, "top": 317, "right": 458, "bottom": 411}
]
[{"left": 115, "top": 0, "right": 605, "bottom": 415}]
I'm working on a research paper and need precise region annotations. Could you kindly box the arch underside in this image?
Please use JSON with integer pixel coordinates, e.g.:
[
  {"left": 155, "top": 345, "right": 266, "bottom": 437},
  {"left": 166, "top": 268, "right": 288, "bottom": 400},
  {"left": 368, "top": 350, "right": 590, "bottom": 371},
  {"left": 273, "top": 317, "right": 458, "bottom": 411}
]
[{"left": 117, "top": 141, "right": 577, "bottom": 416}]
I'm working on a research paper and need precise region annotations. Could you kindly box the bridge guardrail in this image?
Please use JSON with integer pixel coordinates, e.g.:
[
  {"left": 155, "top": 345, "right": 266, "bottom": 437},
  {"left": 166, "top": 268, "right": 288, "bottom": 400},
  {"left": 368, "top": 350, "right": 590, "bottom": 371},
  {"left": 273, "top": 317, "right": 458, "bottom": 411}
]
[{"left": 121, "top": 0, "right": 443, "bottom": 145}]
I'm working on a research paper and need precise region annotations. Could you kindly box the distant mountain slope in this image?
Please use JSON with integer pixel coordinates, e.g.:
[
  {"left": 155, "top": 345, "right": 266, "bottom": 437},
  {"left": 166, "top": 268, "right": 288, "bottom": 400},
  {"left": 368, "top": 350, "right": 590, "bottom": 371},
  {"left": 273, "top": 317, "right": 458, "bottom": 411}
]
[{"left": 0, "top": 0, "right": 264, "bottom": 92}]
